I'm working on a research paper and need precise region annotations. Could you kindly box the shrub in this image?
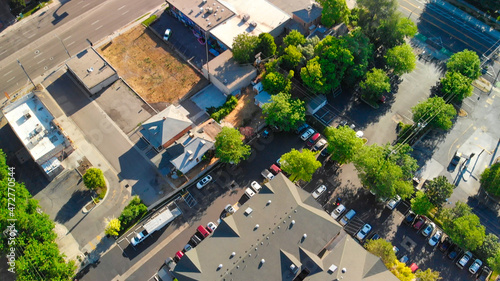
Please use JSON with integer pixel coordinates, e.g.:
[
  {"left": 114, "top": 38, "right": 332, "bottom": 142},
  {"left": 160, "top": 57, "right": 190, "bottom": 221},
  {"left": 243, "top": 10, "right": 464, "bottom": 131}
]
[
  {"left": 210, "top": 95, "right": 238, "bottom": 122},
  {"left": 118, "top": 196, "right": 148, "bottom": 232},
  {"left": 83, "top": 168, "right": 106, "bottom": 190},
  {"left": 141, "top": 15, "right": 157, "bottom": 27}
]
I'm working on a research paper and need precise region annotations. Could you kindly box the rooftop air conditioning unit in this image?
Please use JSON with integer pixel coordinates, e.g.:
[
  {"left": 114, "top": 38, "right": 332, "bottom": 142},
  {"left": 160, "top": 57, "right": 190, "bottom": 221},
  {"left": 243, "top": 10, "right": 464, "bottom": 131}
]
[
  {"left": 250, "top": 21, "right": 257, "bottom": 27},
  {"left": 243, "top": 14, "right": 250, "bottom": 22}
]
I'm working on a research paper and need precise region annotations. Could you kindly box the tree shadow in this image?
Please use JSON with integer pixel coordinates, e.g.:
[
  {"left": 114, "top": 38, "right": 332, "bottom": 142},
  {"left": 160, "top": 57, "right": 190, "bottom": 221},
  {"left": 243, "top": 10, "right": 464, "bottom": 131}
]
[{"left": 54, "top": 189, "right": 92, "bottom": 224}]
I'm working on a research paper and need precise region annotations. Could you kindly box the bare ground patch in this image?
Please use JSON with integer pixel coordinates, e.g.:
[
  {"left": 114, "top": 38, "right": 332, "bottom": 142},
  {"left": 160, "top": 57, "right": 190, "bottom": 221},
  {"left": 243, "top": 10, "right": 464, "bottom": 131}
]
[
  {"left": 98, "top": 26, "right": 206, "bottom": 104},
  {"left": 223, "top": 87, "right": 263, "bottom": 128}
]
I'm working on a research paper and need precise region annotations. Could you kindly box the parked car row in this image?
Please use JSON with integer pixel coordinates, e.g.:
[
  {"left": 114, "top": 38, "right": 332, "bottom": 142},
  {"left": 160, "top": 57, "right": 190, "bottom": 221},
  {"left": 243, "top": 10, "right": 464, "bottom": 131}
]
[
  {"left": 296, "top": 123, "right": 327, "bottom": 152},
  {"left": 174, "top": 223, "right": 217, "bottom": 262}
]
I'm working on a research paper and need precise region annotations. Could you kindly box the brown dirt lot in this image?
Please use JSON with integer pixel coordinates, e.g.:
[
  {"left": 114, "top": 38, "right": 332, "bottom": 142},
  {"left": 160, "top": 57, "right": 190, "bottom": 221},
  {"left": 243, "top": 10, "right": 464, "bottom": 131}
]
[
  {"left": 224, "top": 87, "right": 263, "bottom": 129},
  {"left": 98, "top": 26, "right": 206, "bottom": 105}
]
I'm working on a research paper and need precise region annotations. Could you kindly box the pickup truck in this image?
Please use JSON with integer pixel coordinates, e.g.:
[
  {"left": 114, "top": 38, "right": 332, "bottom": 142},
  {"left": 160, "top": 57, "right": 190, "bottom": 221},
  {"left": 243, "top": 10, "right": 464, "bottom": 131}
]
[
  {"left": 131, "top": 230, "right": 149, "bottom": 246},
  {"left": 261, "top": 169, "right": 274, "bottom": 180}
]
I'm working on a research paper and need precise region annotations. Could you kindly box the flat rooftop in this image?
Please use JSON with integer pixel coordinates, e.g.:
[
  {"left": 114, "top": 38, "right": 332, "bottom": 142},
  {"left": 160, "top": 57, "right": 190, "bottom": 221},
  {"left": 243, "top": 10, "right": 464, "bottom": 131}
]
[
  {"left": 268, "top": 0, "right": 322, "bottom": 23},
  {"left": 204, "top": 50, "right": 256, "bottom": 89},
  {"left": 210, "top": 0, "right": 290, "bottom": 48},
  {"left": 66, "top": 48, "right": 116, "bottom": 89},
  {"left": 167, "top": 0, "right": 235, "bottom": 31},
  {"left": 3, "top": 93, "right": 66, "bottom": 162}
]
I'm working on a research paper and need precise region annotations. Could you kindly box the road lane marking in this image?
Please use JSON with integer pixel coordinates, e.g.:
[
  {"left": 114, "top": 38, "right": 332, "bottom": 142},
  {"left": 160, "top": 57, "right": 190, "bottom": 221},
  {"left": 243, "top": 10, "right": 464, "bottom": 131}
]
[
  {"left": 0, "top": 50, "right": 6, "bottom": 56},
  {"left": 37, "top": 59, "right": 45, "bottom": 64},
  {"left": 91, "top": 20, "right": 100, "bottom": 25},
  {"left": 3, "top": 70, "right": 12, "bottom": 77},
  {"left": 7, "top": 77, "right": 15, "bottom": 83},
  {"left": 122, "top": 10, "right": 129, "bottom": 15},
  {"left": 64, "top": 35, "right": 72, "bottom": 41},
  {"left": 118, "top": 5, "right": 126, "bottom": 10},
  {"left": 82, "top": 2, "right": 91, "bottom": 8},
  {"left": 95, "top": 25, "right": 103, "bottom": 31},
  {"left": 67, "top": 41, "right": 75, "bottom": 46}
]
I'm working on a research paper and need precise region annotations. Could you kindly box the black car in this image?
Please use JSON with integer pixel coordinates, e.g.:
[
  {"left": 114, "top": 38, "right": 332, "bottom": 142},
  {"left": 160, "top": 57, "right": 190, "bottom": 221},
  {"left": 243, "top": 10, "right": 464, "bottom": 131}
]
[
  {"left": 294, "top": 123, "right": 310, "bottom": 134},
  {"left": 439, "top": 237, "right": 452, "bottom": 253},
  {"left": 476, "top": 266, "right": 492, "bottom": 281},
  {"left": 367, "top": 232, "right": 380, "bottom": 240},
  {"left": 404, "top": 211, "right": 416, "bottom": 225},
  {"left": 447, "top": 244, "right": 460, "bottom": 260}
]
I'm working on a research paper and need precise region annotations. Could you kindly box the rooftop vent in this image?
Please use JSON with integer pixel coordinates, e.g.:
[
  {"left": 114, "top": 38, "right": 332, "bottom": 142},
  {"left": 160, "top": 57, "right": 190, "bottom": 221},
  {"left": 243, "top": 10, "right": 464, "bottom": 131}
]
[
  {"left": 231, "top": 252, "right": 236, "bottom": 258},
  {"left": 291, "top": 220, "right": 295, "bottom": 225},
  {"left": 254, "top": 224, "right": 259, "bottom": 229},
  {"left": 250, "top": 21, "right": 257, "bottom": 27},
  {"left": 202, "top": 0, "right": 207, "bottom": 3},
  {"left": 267, "top": 200, "right": 272, "bottom": 205},
  {"left": 208, "top": 7, "right": 213, "bottom": 13},
  {"left": 221, "top": 8, "right": 224, "bottom": 12},
  {"left": 186, "top": 150, "right": 193, "bottom": 155},
  {"left": 290, "top": 264, "right": 299, "bottom": 274},
  {"left": 87, "top": 67, "right": 94, "bottom": 73},
  {"left": 200, "top": 7, "right": 204, "bottom": 12},
  {"left": 218, "top": 264, "right": 223, "bottom": 269},
  {"left": 303, "top": 234, "right": 307, "bottom": 239},
  {"left": 260, "top": 259, "right": 265, "bottom": 264},
  {"left": 243, "top": 14, "right": 250, "bottom": 21},
  {"left": 342, "top": 268, "right": 347, "bottom": 273}
]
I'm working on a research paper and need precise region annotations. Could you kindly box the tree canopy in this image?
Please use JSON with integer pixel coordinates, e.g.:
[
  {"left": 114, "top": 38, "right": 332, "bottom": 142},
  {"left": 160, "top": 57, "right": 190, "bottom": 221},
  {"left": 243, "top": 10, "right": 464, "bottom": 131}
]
[
  {"left": 300, "top": 57, "right": 327, "bottom": 93},
  {"left": 262, "top": 69, "right": 293, "bottom": 94},
  {"left": 317, "top": 0, "right": 350, "bottom": 27},
  {"left": 411, "top": 191, "right": 434, "bottom": 215},
  {"left": 446, "top": 49, "right": 481, "bottom": 80},
  {"left": 257, "top": 33, "right": 277, "bottom": 59},
  {"left": 385, "top": 43, "right": 416, "bottom": 76},
  {"left": 476, "top": 233, "right": 500, "bottom": 262},
  {"left": 281, "top": 45, "right": 303, "bottom": 70},
  {"left": 360, "top": 68, "right": 390, "bottom": 101},
  {"left": 390, "top": 260, "right": 415, "bottom": 281},
  {"left": 411, "top": 97, "right": 456, "bottom": 131},
  {"left": 324, "top": 125, "right": 364, "bottom": 164},
  {"left": 280, "top": 149, "right": 322, "bottom": 182},
  {"left": 315, "top": 36, "right": 354, "bottom": 90},
  {"left": 215, "top": 127, "right": 251, "bottom": 164},
  {"left": 424, "top": 176, "right": 454, "bottom": 208},
  {"left": 364, "top": 238, "right": 397, "bottom": 266},
  {"left": 415, "top": 268, "right": 442, "bottom": 281},
  {"left": 440, "top": 71, "right": 474, "bottom": 102},
  {"left": 376, "top": 15, "right": 417, "bottom": 48},
  {"left": 283, "top": 30, "right": 306, "bottom": 47},
  {"left": 83, "top": 167, "right": 106, "bottom": 190},
  {"left": 232, "top": 33, "right": 260, "bottom": 64},
  {"left": 440, "top": 202, "right": 485, "bottom": 251},
  {"left": 342, "top": 28, "right": 374, "bottom": 84},
  {"left": 357, "top": 0, "right": 398, "bottom": 37},
  {"left": 480, "top": 162, "right": 500, "bottom": 197},
  {"left": 105, "top": 218, "right": 121, "bottom": 237},
  {"left": 262, "top": 92, "right": 306, "bottom": 132}
]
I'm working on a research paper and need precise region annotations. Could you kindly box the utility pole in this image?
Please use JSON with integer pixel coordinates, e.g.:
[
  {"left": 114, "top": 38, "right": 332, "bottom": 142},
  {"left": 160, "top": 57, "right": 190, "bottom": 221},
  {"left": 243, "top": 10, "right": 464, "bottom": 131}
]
[
  {"left": 55, "top": 34, "right": 71, "bottom": 58},
  {"left": 17, "top": 59, "right": 35, "bottom": 88}
]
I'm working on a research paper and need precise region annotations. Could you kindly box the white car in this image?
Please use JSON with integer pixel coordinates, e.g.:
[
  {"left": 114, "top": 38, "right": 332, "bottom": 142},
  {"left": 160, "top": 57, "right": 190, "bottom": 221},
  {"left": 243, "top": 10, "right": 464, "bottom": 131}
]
[
  {"left": 313, "top": 138, "right": 327, "bottom": 151},
  {"left": 163, "top": 28, "right": 171, "bottom": 41},
  {"left": 300, "top": 128, "right": 315, "bottom": 141},
  {"left": 251, "top": 181, "right": 262, "bottom": 192},
  {"left": 428, "top": 230, "right": 442, "bottom": 247},
  {"left": 421, "top": 222, "right": 435, "bottom": 237},
  {"left": 356, "top": 224, "right": 372, "bottom": 241},
  {"left": 245, "top": 188, "right": 255, "bottom": 198},
  {"left": 312, "top": 185, "right": 327, "bottom": 199},
  {"left": 386, "top": 195, "right": 401, "bottom": 210},
  {"left": 469, "top": 258, "right": 483, "bottom": 274},
  {"left": 225, "top": 204, "right": 235, "bottom": 214},
  {"left": 196, "top": 175, "right": 212, "bottom": 189},
  {"left": 331, "top": 204, "right": 346, "bottom": 220},
  {"left": 207, "top": 222, "right": 217, "bottom": 232}
]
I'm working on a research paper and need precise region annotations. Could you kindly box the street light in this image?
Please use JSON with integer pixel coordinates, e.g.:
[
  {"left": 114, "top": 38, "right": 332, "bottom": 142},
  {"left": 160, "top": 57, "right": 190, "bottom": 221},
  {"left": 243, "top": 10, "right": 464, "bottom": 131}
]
[
  {"left": 16, "top": 58, "right": 35, "bottom": 88},
  {"left": 408, "top": 6, "right": 421, "bottom": 19},
  {"left": 55, "top": 34, "right": 71, "bottom": 58}
]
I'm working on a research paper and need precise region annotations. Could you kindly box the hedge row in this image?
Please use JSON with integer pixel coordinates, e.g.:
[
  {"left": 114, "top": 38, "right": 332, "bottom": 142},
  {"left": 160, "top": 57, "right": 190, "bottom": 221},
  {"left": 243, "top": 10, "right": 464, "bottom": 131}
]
[
  {"left": 209, "top": 95, "right": 238, "bottom": 122},
  {"left": 118, "top": 196, "right": 147, "bottom": 234}
]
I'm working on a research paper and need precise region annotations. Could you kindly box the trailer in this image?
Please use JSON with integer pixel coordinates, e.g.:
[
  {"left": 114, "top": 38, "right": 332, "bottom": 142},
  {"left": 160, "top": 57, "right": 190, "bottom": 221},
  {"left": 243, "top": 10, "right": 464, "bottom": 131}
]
[{"left": 131, "top": 207, "right": 182, "bottom": 246}]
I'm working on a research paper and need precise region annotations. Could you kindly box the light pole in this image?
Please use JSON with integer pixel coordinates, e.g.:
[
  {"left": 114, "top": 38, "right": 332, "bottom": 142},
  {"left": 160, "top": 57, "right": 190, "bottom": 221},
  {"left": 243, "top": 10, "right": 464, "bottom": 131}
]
[
  {"left": 408, "top": 6, "right": 421, "bottom": 19},
  {"left": 55, "top": 34, "right": 71, "bottom": 58},
  {"left": 17, "top": 59, "right": 35, "bottom": 88}
]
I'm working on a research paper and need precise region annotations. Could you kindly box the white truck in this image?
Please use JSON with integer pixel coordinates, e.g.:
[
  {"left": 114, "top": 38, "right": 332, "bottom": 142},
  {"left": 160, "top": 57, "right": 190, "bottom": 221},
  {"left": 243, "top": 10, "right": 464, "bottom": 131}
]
[{"left": 131, "top": 207, "right": 182, "bottom": 246}]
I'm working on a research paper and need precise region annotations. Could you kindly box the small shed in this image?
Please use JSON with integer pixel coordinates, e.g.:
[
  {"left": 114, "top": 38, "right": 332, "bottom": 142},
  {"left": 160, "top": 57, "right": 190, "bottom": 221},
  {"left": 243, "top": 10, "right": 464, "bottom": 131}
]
[{"left": 306, "top": 95, "right": 327, "bottom": 114}]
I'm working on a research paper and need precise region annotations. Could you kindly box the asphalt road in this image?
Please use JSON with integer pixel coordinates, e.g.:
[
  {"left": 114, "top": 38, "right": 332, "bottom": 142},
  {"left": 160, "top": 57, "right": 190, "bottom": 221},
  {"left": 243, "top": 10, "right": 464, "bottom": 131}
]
[{"left": 0, "top": 0, "right": 164, "bottom": 100}]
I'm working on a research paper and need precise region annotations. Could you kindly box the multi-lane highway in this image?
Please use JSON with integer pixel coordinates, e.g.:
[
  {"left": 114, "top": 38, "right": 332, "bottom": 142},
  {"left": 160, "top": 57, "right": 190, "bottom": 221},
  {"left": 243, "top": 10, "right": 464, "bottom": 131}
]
[{"left": 0, "top": 0, "right": 164, "bottom": 100}]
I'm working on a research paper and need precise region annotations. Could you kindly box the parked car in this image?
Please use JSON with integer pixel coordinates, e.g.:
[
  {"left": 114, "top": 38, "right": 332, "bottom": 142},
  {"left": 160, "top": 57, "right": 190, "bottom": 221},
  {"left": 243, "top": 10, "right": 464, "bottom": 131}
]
[
  {"left": 340, "top": 209, "right": 356, "bottom": 226},
  {"left": 331, "top": 204, "right": 346, "bottom": 220},
  {"left": 306, "top": 133, "right": 321, "bottom": 147},
  {"left": 197, "top": 225, "right": 210, "bottom": 238},
  {"left": 399, "top": 255, "right": 408, "bottom": 264},
  {"left": 190, "top": 234, "right": 201, "bottom": 246},
  {"left": 421, "top": 222, "right": 435, "bottom": 237},
  {"left": 245, "top": 187, "right": 255, "bottom": 198},
  {"left": 183, "top": 244, "right": 192, "bottom": 252},
  {"left": 320, "top": 145, "right": 329, "bottom": 156},
  {"left": 409, "top": 263, "right": 419, "bottom": 273},
  {"left": 313, "top": 138, "right": 327, "bottom": 151},
  {"left": 448, "top": 151, "right": 462, "bottom": 171},
  {"left": 457, "top": 251, "right": 472, "bottom": 269},
  {"left": 300, "top": 128, "right": 315, "bottom": 141},
  {"left": 251, "top": 181, "right": 262, "bottom": 192},
  {"left": 225, "top": 204, "right": 236, "bottom": 214},
  {"left": 386, "top": 195, "right": 401, "bottom": 210},
  {"left": 428, "top": 230, "right": 442, "bottom": 247},
  {"left": 207, "top": 222, "right": 217, "bottom": 232},
  {"left": 174, "top": 251, "right": 184, "bottom": 262},
  {"left": 469, "top": 259, "right": 483, "bottom": 274},
  {"left": 448, "top": 244, "right": 460, "bottom": 260},
  {"left": 476, "top": 266, "right": 492, "bottom": 281},
  {"left": 439, "top": 236, "right": 452, "bottom": 252},
  {"left": 412, "top": 215, "right": 427, "bottom": 230},
  {"left": 163, "top": 29, "right": 172, "bottom": 41},
  {"left": 295, "top": 123, "right": 310, "bottom": 134},
  {"left": 312, "top": 185, "right": 327, "bottom": 199},
  {"left": 196, "top": 175, "right": 212, "bottom": 189},
  {"left": 269, "top": 164, "right": 281, "bottom": 175},
  {"left": 404, "top": 211, "right": 416, "bottom": 225},
  {"left": 261, "top": 169, "right": 274, "bottom": 180},
  {"left": 356, "top": 224, "right": 372, "bottom": 241},
  {"left": 367, "top": 232, "right": 380, "bottom": 240}
]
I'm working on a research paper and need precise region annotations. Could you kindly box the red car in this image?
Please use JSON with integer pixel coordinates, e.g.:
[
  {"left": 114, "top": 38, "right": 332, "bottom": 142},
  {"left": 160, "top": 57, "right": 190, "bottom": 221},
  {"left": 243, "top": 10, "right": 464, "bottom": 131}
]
[
  {"left": 306, "top": 133, "right": 321, "bottom": 147},
  {"left": 412, "top": 215, "right": 427, "bottom": 230},
  {"left": 174, "top": 251, "right": 184, "bottom": 262},
  {"left": 269, "top": 164, "right": 281, "bottom": 175}
]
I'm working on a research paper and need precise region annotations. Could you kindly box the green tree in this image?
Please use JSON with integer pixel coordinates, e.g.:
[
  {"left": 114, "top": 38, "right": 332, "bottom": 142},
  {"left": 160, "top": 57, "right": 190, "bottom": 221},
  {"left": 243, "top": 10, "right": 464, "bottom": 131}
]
[
  {"left": 360, "top": 68, "right": 390, "bottom": 101},
  {"left": 390, "top": 260, "right": 415, "bottom": 281},
  {"left": 415, "top": 268, "right": 442, "bottom": 281},
  {"left": 324, "top": 125, "right": 364, "bottom": 164},
  {"left": 262, "top": 70, "right": 292, "bottom": 94},
  {"left": 298, "top": 36, "right": 320, "bottom": 60},
  {"left": 232, "top": 33, "right": 260, "bottom": 64},
  {"left": 476, "top": 233, "right": 500, "bottom": 262},
  {"left": 411, "top": 191, "right": 434, "bottom": 215},
  {"left": 488, "top": 251, "right": 500, "bottom": 272},
  {"left": 480, "top": 162, "right": 500, "bottom": 196},
  {"left": 8, "top": 0, "right": 26, "bottom": 12},
  {"left": 424, "top": 176, "right": 454, "bottom": 208},
  {"left": 280, "top": 149, "right": 322, "bottom": 182},
  {"left": 342, "top": 28, "right": 374, "bottom": 85},
  {"left": 215, "top": 127, "right": 251, "bottom": 164},
  {"left": 441, "top": 202, "right": 485, "bottom": 251},
  {"left": 315, "top": 36, "right": 354, "bottom": 90},
  {"left": 386, "top": 143, "right": 418, "bottom": 181},
  {"left": 357, "top": 0, "right": 398, "bottom": 38},
  {"left": 440, "top": 71, "right": 473, "bottom": 102},
  {"left": 257, "top": 33, "right": 277, "bottom": 58},
  {"left": 283, "top": 30, "right": 306, "bottom": 47},
  {"left": 300, "top": 57, "right": 327, "bottom": 93},
  {"left": 281, "top": 45, "right": 303, "bottom": 70},
  {"left": 376, "top": 15, "right": 417, "bottom": 48},
  {"left": 385, "top": 43, "right": 416, "bottom": 76},
  {"left": 411, "top": 97, "right": 456, "bottom": 130},
  {"left": 317, "top": 0, "right": 350, "bottom": 27},
  {"left": 262, "top": 92, "right": 306, "bottom": 132},
  {"left": 105, "top": 218, "right": 121, "bottom": 237},
  {"left": 83, "top": 167, "right": 106, "bottom": 190},
  {"left": 446, "top": 49, "right": 481, "bottom": 80},
  {"left": 365, "top": 238, "right": 397, "bottom": 266}
]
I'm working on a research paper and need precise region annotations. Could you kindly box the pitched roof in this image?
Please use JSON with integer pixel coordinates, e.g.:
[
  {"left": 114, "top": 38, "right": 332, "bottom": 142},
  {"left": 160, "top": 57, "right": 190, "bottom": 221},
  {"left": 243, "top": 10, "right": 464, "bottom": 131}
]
[
  {"left": 170, "top": 137, "right": 214, "bottom": 174},
  {"left": 140, "top": 105, "right": 193, "bottom": 148}
]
